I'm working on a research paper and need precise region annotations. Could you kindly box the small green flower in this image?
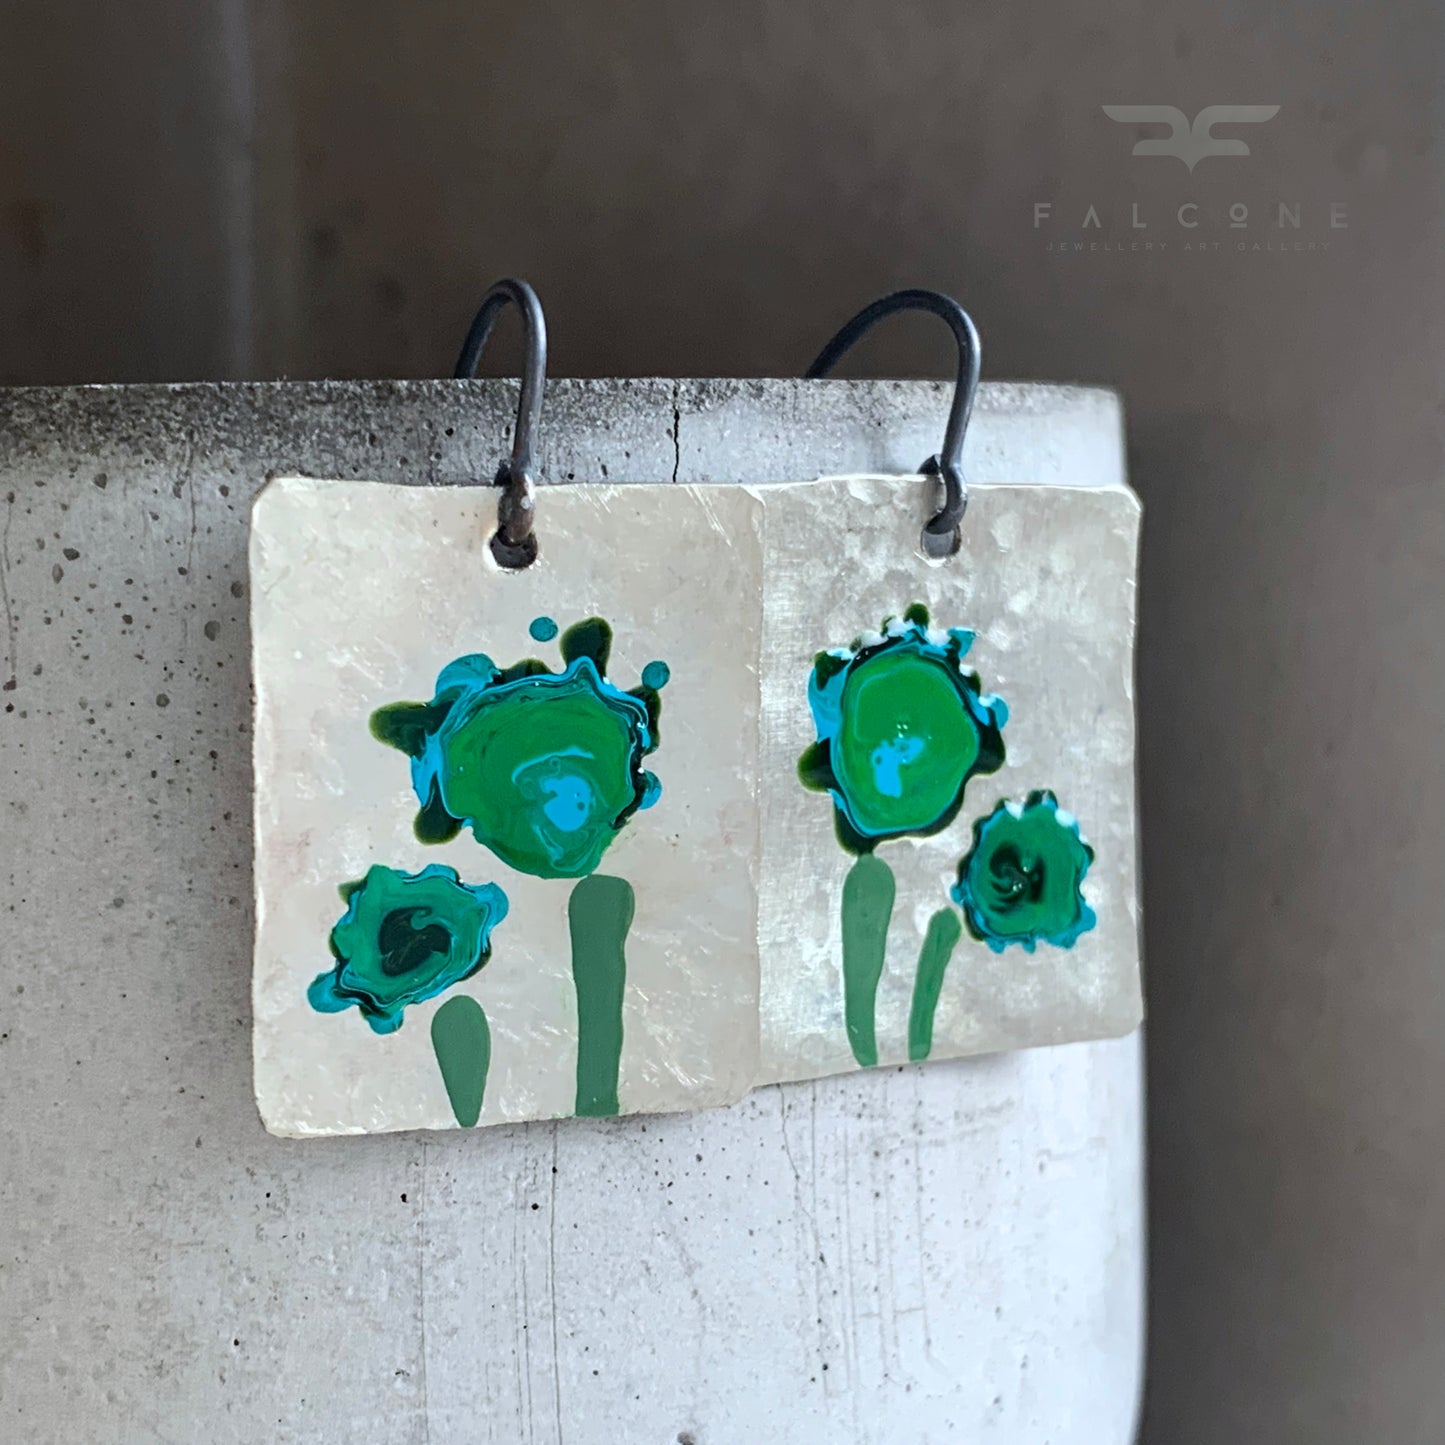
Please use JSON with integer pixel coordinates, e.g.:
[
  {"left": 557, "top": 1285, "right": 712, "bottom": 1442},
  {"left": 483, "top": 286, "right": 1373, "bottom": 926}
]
[
  {"left": 371, "top": 617, "right": 666, "bottom": 880},
  {"left": 799, "top": 603, "right": 1007, "bottom": 854},
  {"left": 951, "top": 791, "right": 1095, "bottom": 952},
  {"left": 308, "top": 864, "right": 509, "bottom": 1033}
]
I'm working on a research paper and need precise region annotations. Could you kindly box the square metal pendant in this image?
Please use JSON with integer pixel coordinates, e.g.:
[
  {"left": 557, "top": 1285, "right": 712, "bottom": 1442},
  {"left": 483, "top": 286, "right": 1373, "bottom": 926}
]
[
  {"left": 251, "top": 477, "right": 763, "bottom": 1135},
  {"left": 755, "top": 476, "right": 1142, "bottom": 1083}
]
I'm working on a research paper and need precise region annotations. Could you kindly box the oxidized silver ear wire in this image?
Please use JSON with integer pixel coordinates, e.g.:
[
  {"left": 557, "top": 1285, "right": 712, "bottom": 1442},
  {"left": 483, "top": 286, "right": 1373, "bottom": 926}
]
[
  {"left": 454, "top": 278, "right": 547, "bottom": 569},
  {"left": 806, "top": 288, "right": 981, "bottom": 558}
]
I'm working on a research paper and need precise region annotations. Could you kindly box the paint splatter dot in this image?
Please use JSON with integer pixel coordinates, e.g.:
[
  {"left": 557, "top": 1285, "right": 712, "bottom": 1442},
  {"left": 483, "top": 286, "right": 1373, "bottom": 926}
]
[
  {"left": 529, "top": 616, "right": 558, "bottom": 642},
  {"left": 641, "top": 660, "right": 670, "bottom": 690}
]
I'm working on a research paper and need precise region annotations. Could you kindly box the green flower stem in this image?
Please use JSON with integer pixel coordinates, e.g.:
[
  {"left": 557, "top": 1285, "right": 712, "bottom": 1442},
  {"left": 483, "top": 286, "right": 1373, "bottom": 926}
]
[
  {"left": 907, "top": 909, "right": 964, "bottom": 1061},
  {"left": 569, "top": 874, "right": 634, "bottom": 1116},
  {"left": 431, "top": 994, "right": 491, "bottom": 1127},
  {"left": 840, "top": 855, "right": 896, "bottom": 1067}
]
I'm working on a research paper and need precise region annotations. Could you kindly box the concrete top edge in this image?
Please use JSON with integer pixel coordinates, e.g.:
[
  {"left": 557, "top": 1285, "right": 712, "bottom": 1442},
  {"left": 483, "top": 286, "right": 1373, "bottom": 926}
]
[
  {"left": 0, "top": 375, "right": 1122, "bottom": 418},
  {"left": 0, "top": 376, "right": 1127, "bottom": 491}
]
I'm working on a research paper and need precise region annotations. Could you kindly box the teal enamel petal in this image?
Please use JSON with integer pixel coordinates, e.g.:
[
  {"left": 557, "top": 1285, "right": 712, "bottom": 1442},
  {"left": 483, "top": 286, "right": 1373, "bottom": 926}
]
[
  {"left": 308, "top": 863, "right": 508, "bottom": 1033},
  {"left": 951, "top": 791, "right": 1096, "bottom": 952}
]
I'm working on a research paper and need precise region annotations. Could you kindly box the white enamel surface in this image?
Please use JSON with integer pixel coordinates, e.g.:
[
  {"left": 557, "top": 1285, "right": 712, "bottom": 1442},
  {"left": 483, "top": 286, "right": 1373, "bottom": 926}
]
[
  {"left": 755, "top": 476, "right": 1143, "bottom": 1083},
  {"left": 252, "top": 477, "right": 763, "bottom": 1135}
]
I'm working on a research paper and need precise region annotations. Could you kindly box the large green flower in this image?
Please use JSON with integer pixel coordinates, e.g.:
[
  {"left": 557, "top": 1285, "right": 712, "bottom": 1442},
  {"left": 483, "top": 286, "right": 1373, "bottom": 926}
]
[
  {"left": 308, "top": 863, "right": 509, "bottom": 1033},
  {"left": 951, "top": 791, "right": 1096, "bottom": 952},
  {"left": 798, "top": 603, "right": 1007, "bottom": 854},
  {"left": 371, "top": 617, "right": 667, "bottom": 880}
]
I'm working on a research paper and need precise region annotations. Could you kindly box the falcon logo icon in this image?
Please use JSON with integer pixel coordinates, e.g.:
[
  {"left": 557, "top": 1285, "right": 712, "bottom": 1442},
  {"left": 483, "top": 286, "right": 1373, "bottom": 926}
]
[{"left": 1102, "top": 105, "right": 1281, "bottom": 171}]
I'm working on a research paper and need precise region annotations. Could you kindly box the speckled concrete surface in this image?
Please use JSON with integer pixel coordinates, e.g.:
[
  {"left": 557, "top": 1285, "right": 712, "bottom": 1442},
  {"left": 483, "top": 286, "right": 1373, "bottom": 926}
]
[{"left": 0, "top": 380, "right": 1142, "bottom": 1444}]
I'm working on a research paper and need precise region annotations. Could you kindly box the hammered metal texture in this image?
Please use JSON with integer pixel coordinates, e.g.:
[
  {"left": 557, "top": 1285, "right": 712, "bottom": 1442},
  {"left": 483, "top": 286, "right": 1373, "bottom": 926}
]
[{"left": 252, "top": 478, "right": 763, "bottom": 1135}]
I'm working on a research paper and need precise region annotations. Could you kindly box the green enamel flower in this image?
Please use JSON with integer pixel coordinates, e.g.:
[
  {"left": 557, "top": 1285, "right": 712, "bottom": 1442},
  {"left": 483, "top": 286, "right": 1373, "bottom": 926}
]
[
  {"left": 308, "top": 863, "right": 509, "bottom": 1034},
  {"left": 371, "top": 617, "right": 666, "bottom": 881},
  {"left": 798, "top": 603, "right": 1007, "bottom": 854},
  {"left": 951, "top": 791, "right": 1096, "bottom": 952}
]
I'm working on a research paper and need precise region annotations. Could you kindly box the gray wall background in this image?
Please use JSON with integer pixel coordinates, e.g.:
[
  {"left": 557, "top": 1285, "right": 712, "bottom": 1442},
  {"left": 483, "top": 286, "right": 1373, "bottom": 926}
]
[{"left": 2, "top": 3, "right": 1442, "bottom": 1442}]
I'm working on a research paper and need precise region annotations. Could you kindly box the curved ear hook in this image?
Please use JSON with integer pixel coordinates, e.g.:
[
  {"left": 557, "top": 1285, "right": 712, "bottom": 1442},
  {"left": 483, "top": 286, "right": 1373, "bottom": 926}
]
[
  {"left": 454, "top": 278, "right": 547, "bottom": 568},
  {"left": 806, "top": 288, "right": 981, "bottom": 557}
]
